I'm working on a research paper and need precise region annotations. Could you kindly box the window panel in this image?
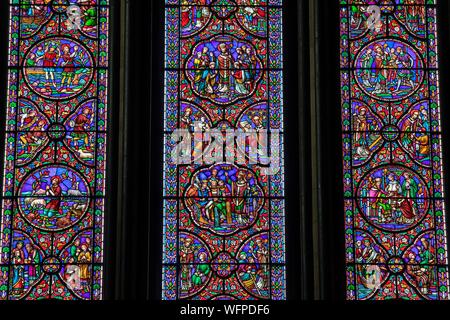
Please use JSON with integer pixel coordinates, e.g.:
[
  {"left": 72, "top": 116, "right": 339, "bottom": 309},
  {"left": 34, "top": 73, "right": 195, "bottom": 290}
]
[{"left": 340, "top": 0, "right": 449, "bottom": 300}]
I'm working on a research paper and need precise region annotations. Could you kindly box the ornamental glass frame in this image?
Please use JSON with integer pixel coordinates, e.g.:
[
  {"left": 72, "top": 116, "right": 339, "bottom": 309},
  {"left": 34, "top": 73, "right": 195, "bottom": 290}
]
[
  {"left": 163, "top": 0, "right": 286, "bottom": 300},
  {"left": 340, "top": 0, "right": 450, "bottom": 300},
  {"left": 0, "top": 0, "right": 110, "bottom": 300}
]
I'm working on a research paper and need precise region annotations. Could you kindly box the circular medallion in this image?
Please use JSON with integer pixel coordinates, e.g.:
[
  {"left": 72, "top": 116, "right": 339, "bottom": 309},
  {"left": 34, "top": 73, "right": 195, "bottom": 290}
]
[
  {"left": 357, "top": 165, "right": 429, "bottom": 232},
  {"left": 23, "top": 37, "right": 94, "bottom": 101},
  {"left": 18, "top": 166, "right": 90, "bottom": 231},
  {"left": 211, "top": 252, "right": 239, "bottom": 279},
  {"left": 211, "top": 0, "right": 238, "bottom": 19},
  {"left": 354, "top": 39, "right": 424, "bottom": 102},
  {"left": 184, "top": 164, "right": 264, "bottom": 236},
  {"left": 381, "top": 125, "right": 400, "bottom": 142}
]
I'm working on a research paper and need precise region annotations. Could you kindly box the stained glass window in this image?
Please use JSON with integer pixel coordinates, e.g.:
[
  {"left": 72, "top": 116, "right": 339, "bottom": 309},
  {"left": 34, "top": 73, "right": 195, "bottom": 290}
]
[
  {"left": 0, "top": 0, "right": 110, "bottom": 300},
  {"left": 340, "top": 0, "right": 449, "bottom": 300},
  {"left": 163, "top": 0, "right": 286, "bottom": 300}
]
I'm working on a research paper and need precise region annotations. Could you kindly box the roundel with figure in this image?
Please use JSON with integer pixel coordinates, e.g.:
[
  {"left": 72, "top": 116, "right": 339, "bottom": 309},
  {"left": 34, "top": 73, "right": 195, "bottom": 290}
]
[
  {"left": 354, "top": 39, "right": 424, "bottom": 102},
  {"left": 184, "top": 163, "right": 265, "bottom": 236},
  {"left": 18, "top": 165, "right": 90, "bottom": 232}
]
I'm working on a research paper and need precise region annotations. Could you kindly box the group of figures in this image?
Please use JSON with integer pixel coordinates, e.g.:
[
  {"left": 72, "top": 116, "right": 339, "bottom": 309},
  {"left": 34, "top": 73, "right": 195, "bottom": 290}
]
[
  {"left": 181, "top": 0, "right": 211, "bottom": 33},
  {"left": 20, "top": 0, "right": 98, "bottom": 36},
  {"left": 178, "top": 233, "right": 270, "bottom": 299},
  {"left": 185, "top": 165, "right": 263, "bottom": 235},
  {"left": 353, "top": 102, "right": 430, "bottom": 167},
  {"left": 355, "top": 231, "right": 438, "bottom": 299},
  {"left": 178, "top": 234, "right": 212, "bottom": 298},
  {"left": 164, "top": 0, "right": 285, "bottom": 301},
  {"left": 235, "top": 234, "right": 270, "bottom": 298},
  {"left": 189, "top": 39, "right": 261, "bottom": 102},
  {"left": 180, "top": 103, "right": 267, "bottom": 133},
  {"left": 61, "top": 237, "right": 93, "bottom": 293},
  {"left": 178, "top": 103, "right": 269, "bottom": 164},
  {"left": 404, "top": 238, "right": 438, "bottom": 297},
  {"left": 239, "top": 6, "right": 266, "bottom": 31},
  {"left": 10, "top": 241, "right": 42, "bottom": 296},
  {"left": 24, "top": 38, "right": 94, "bottom": 100},
  {"left": 180, "top": 0, "right": 267, "bottom": 37}
]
